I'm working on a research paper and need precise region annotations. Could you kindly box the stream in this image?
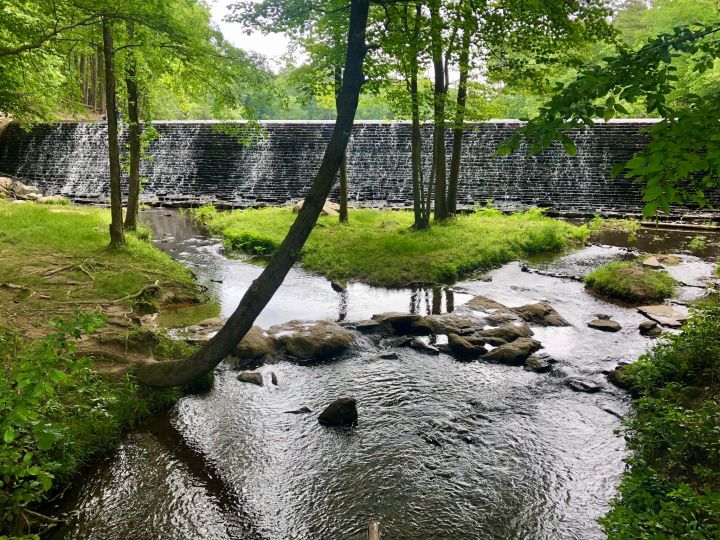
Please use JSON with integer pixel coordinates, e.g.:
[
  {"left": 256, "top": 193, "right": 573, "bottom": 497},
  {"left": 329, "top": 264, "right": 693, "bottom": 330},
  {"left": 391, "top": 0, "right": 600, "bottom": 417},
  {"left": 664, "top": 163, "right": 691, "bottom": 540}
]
[{"left": 49, "top": 210, "right": 719, "bottom": 540}]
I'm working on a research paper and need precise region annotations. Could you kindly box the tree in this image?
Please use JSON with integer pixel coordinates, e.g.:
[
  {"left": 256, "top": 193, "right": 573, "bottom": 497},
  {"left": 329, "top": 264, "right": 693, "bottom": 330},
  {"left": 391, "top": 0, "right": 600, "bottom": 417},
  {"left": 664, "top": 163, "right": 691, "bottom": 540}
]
[
  {"left": 501, "top": 18, "right": 720, "bottom": 217},
  {"left": 138, "top": 0, "right": 372, "bottom": 387}
]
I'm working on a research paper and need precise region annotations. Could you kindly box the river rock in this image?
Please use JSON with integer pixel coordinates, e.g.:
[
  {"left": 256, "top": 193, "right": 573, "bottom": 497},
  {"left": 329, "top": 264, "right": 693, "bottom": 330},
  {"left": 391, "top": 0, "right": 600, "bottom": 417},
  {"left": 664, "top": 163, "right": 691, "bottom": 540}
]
[
  {"left": 330, "top": 280, "right": 346, "bottom": 292},
  {"left": 607, "top": 365, "right": 632, "bottom": 390},
  {"left": 447, "top": 333, "right": 486, "bottom": 359},
  {"left": 237, "top": 371, "right": 263, "bottom": 386},
  {"left": 285, "top": 406, "right": 312, "bottom": 414},
  {"left": 565, "top": 378, "right": 601, "bottom": 393},
  {"left": 642, "top": 256, "right": 662, "bottom": 268},
  {"left": 379, "top": 352, "right": 399, "bottom": 359},
  {"left": 639, "top": 320, "right": 662, "bottom": 337},
  {"left": 463, "top": 295, "right": 513, "bottom": 315},
  {"left": 638, "top": 305, "right": 688, "bottom": 327},
  {"left": 372, "top": 312, "right": 424, "bottom": 334},
  {"left": 292, "top": 200, "right": 340, "bottom": 216},
  {"left": 477, "top": 321, "right": 533, "bottom": 345},
  {"left": 524, "top": 352, "right": 556, "bottom": 373},
  {"left": 513, "top": 302, "right": 570, "bottom": 327},
  {"left": 269, "top": 319, "right": 357, "bottom": 361},
  {"left": 351, "top": 319, "right": 381, "bottom": 334},
  {"left": 271, "top": 372, "right": 278, "bottom": 385},
  {"left": 483, "top": 337, "right": 542, "bottom": 364},
  {"left": 412, "top": 313, "right": 481, "bottom": 335},
  {"left": 232, "top": 325, "right": 277, "bottom": 361},
  {"left": 587, "top": 319, "right": 622, "bottom": 332},
  {"left": 408, "top": 338, "right": 440, "bottom": 355},
  {"left": 318, "top": 397, "right": 357, "bottom": 426}
]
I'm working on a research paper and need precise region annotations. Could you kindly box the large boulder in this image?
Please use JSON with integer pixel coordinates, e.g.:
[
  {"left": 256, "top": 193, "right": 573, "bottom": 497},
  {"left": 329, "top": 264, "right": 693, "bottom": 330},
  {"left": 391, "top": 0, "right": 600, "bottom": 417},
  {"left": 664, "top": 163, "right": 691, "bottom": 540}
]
[
  {"left": 477, "top": 321, "right": 533, "bottom": 345},
  {"left": 318, "top": 397, "right": 358, "bottom": 426},
  {"left": 372, "top": 312, "right": 425, "bottom": 334},
  {"left": 513, "top": 302, "right": 570, "bottom": 327},
  {"left": 0, "top": 177, "right": 12, "bottom": 198},
  {"left": 524, "top": 353, "right": 556, "bottom": 373},
  {"left": 269, "top": 320, "right": 357, "bottom": 361},
  {"left": 447, "top": 333, "right": 486, "bottom": 359},
  {"left": 292, "top": 200, "right": 340, "bottom": 216},
  {"left": 483, "top": 337, "right": 542, "bottom": 364},
  {"left": 233, "top": 325, "right": 277, "bottom": 360},
  {"left": 12, "top": 181, "right": 42, "bottom": 200}
]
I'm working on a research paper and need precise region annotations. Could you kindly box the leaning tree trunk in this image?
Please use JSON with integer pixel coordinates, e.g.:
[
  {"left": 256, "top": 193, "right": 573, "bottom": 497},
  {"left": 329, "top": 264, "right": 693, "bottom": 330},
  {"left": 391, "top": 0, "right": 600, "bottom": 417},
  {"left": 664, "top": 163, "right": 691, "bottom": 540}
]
[
  {"left": 334, "top": 65, "right": 349, "bottom": 223},
  {"left": 103, "top": 17, "right": 124, "bottom": 247},
  {"left": 137, "top": 0, "right": 371, "bottom": 387},
  {"left": 124, "top": 21, "right": 141, "bottom": 230},
  {"left": 430, "top": 0, "right": 448, "bottom": 222},
  {"left": 447, "top": 24, "right": 470, "bottom": 216}
]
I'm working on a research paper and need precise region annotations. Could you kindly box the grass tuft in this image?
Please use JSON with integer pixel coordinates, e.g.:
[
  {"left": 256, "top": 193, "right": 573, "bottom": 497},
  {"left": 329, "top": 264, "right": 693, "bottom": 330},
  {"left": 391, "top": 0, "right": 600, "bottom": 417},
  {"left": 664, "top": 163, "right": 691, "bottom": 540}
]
[{"left": 584, "top": 261, "right": 676, "bottom": 303}]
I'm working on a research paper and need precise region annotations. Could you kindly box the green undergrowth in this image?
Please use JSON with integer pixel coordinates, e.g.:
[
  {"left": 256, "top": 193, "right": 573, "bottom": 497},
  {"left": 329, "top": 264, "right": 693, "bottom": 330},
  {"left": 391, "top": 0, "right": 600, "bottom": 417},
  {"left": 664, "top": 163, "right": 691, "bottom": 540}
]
[
  {"left": 600, "top": 306, "right": 720, "bottom": 538},
  {"left": 0, "top": 314, "right": 186, "bottom": 538},
  {"left": 192, "top": 205, "right": 588, "bottom": 286},
  {"left": 584, "top": 260, "right": 676, "bottom": 303}
]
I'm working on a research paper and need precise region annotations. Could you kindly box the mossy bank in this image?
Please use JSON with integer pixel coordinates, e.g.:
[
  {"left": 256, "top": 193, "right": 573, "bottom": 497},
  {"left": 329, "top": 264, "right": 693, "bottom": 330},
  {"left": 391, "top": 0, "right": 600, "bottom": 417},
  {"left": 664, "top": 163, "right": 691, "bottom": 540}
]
[{"left": 192, "top": 205, "right": 588, "bottom": 286}]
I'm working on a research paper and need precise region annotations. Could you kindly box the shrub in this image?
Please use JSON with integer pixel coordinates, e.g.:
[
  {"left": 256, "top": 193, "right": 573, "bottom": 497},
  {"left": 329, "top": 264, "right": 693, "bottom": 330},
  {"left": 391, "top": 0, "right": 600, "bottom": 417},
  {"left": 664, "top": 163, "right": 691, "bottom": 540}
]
[
  {"left": 600, "top": 307, "right": 720, "bottom": 538},
  {"left": 584, "top": 261, "right": 676, "bottom": 303},
  {"left": 587, "top": 216, "right": 641, "bottom": 238},
  {"left": 688, "top": 236, "right": 709, "bottom": 255}
]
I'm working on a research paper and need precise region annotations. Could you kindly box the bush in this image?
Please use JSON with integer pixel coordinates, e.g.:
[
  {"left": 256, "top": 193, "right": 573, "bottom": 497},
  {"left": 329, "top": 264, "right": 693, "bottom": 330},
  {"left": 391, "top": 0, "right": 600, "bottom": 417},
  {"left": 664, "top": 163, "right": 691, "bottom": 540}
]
[
  {"left": 600, "top": 307, "right": 720, "bottom": 538},
  {"left": 584, "top": 261, "right": 676, "bottom": 303},
  {"left": 688, "top": 236, "right": 709, "bottom": 255},
  {"left": 587, "top": 216, "right": 641, "bottom": 238}
]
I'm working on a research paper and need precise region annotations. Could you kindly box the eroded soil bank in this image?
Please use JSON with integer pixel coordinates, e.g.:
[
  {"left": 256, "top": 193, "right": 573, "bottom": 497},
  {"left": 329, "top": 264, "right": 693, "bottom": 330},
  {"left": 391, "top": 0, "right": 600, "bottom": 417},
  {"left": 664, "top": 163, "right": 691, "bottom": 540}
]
[{"left": 48, "top": 210, "right": 719, "bottom": 539}]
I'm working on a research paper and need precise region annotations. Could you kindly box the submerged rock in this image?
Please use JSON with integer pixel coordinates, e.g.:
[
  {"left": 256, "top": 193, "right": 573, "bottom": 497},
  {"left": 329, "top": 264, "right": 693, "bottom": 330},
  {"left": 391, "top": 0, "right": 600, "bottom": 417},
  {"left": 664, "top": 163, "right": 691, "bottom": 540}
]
[
  {"left": 318, "top": 397, "right": 357, "bottom": 426},
  {"left": 269, "top": 320, "right": 357, "bottom": 361},
  {"left": 524, "top": 352, "right": 556, "bottom": 373},
  {"left": 237, "top": 371, "right": 263, "bottom": 386},
  {"left": 639, "top": 320, "right": 662, "bottom": 337},
  {"left": 285, "top": 406, "right": 312, "bottom": 414},
  {"left": 513, "top": 302, "right": 570, "bottom": 327},
  {"left": 565, "top": 378, "right": 601, "bottom": 393},
  {"left": 352, "top": 319, "right": 381, "bottom": 334},
  {"left": 607, "top": 365, "right": 632, "bottom": 390},
  {"left": 638, "top": 305, "right": 688, "bottom": 328},
  {"left": 330, "top": 280, "right": 346, "bottom": 292},
  {"left": 483, "top": 337, "right": 542, "bottom": 364},
  {"left": 408, "top": 338, "right": 440, "bottom": 355},
  {"left": 379, "top": 352, "right": 399, "bottom": 360},
  {"left": 587, "top": 319, "right": 622, "bottom": 332},
  {"left": 271, "top": 372, "right": 278, "bottom": 385}
]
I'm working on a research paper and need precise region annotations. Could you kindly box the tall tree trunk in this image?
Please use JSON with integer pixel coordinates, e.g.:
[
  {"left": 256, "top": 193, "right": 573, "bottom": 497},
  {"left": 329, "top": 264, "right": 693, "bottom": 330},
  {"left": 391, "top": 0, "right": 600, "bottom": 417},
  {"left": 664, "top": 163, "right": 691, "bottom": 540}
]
[
  {"left": 334, "top": 65, "right": 349, "bottom": 223},
  {"left": 124, "top": 21, "right": 141, "bottom": 230},
  {"left": 137, "top": 0, "right": 371, "bottom": 388},
  {"left": 430, "top": 0, "right": 448, "bottom": 222},
  {"left": 448, "top": 24, "right": 471, "bottom": 216},
  {"left": 102, "top": 17, "right": 124, "bottom": 248},
  {"left": 409, "top": 3, "right": 428, "bottom": 230}
]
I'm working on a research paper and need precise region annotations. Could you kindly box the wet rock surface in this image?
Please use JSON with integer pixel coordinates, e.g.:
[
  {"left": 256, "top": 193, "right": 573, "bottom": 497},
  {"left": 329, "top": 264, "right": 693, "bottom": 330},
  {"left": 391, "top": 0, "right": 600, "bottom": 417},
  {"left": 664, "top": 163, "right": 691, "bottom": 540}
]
[
  {"left": 524, "top": 353, "right": 556, "bottom": 373},
  {"left": 639, "top": 320, "right": 662, "bottom": 337},
  {"left": 638, "top": 304, "right": 688, "bottom": 327},
  {"left": 512, "top": 302, "right": 571, "bottom": 327},
  {"left": 318, "top": 397, "right": 358, "bottom": 426},
  {"left": 588, "top": 319, "right": 622, "bottom": 332},
  {"left": 483, "top": 337, "right": 542, "bottom": 364},
  {"left": 566, "top": 379, "right": 602, "bottom": 393},
  {"left": 268, "top": 320, "right": 358, "bottom": 361},
  {"left": 237, "top": 372, "right": 263, "bottom": 386}
]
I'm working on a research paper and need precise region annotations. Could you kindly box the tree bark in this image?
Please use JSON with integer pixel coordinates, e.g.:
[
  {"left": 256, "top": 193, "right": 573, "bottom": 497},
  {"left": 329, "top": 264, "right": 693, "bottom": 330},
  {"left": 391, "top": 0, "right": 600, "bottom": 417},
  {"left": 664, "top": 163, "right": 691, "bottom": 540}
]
[
  {"left": 137, "top": 0, "right": 370, "bottom": 387},
  {"left": 124, "top": 21, "right": 141, "bottom": 230},
  {"left": 448, "top": 23, "right": 471, "bottom": 216},
  {"left": 334, "top": 65, "right": 349, "bottom": 223},
  {"left": 103, "top": 17, "right": 124, "bottom": 248},
  {"left": 430, "top": 0, "right": 448, "bottom": 222},
  {"left": 409, "top": 4, "right": 428, "bottom": 229}
]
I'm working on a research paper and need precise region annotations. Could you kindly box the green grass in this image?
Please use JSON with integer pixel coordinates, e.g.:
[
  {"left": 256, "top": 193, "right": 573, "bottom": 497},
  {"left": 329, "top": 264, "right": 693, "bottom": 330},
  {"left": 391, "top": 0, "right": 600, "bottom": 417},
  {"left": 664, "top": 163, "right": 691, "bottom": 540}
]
[
  {"left": 192, "top": 205, "right": 588, "bottom": 286},
  {"left": 587, "top": 216, "right": 641, "bottom": 238},
  {"left": 600, "top": 306, "right": 720, "bottom": 538},
  {"left": 584, "top": 261, "right": 676, "bottom": 303}
]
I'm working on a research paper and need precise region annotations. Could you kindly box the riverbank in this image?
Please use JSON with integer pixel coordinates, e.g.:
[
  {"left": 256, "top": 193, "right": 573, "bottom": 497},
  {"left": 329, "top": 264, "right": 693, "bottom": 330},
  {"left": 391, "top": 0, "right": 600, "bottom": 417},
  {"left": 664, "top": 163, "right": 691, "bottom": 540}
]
[
  {"left": 601, "top": 300, "right": 720, "bottom": 538},
  {"left": 191, "top": 205, "right": 588, "bottom": 286},
  {"left": 0, "top": 201, "right": 215, "bottom": 537}
]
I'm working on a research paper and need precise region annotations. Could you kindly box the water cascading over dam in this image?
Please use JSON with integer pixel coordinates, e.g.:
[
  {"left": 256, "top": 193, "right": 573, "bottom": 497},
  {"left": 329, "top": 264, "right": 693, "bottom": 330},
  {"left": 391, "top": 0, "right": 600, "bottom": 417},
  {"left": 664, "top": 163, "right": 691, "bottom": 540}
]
[{"left": 0, "top": 119, "right": 709, "bottom": 215}]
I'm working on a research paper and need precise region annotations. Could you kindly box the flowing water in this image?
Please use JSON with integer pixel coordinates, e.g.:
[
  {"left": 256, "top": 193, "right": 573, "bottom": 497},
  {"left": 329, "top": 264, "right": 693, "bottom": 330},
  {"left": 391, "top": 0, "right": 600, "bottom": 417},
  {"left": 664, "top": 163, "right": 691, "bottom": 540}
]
[{"left": 49, "top": 210, "right": 719, "bottom": 540}]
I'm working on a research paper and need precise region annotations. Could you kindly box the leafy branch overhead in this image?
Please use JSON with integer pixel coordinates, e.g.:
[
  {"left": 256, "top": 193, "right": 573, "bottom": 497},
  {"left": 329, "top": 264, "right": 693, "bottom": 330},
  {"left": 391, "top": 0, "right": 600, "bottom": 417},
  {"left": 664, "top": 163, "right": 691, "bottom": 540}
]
[{"left": 501, "top": 20, "right": 720, "bottom": 217}]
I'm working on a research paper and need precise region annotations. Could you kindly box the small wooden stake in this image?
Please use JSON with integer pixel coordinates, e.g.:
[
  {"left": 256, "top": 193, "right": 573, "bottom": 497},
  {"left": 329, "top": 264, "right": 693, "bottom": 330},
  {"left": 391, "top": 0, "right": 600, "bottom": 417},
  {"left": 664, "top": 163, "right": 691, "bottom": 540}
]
[{"left": 368, "top": 521, "right": 380, "bottom": 540}]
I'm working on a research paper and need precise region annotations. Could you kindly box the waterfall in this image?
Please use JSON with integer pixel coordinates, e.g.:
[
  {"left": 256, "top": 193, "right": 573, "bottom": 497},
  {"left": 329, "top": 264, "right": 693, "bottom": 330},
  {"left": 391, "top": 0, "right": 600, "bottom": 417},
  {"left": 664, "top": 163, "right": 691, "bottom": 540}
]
[{"left": 1, "top": 119, "right": 713, "bottom": 215}]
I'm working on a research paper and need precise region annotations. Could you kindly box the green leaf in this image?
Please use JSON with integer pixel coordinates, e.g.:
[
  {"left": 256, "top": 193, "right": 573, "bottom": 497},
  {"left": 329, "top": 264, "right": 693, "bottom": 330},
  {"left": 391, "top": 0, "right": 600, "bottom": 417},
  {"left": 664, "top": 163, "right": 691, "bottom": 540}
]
[
  {"left": 563, "top": 141, "right": 577, "bottom": 156},
  {"left": 610, "top": 162, "right": 625, "bottom": 178},
  {"left": 3, "top": 427, "right": 16, "bottom": 444}
]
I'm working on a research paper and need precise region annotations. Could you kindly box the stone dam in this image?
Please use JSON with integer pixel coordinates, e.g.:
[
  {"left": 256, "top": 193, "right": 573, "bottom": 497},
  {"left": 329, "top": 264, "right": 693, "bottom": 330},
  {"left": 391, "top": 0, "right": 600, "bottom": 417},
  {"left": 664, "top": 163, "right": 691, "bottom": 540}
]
[{"left": 0, "top": 119, "right": 716, "bottom": 216}]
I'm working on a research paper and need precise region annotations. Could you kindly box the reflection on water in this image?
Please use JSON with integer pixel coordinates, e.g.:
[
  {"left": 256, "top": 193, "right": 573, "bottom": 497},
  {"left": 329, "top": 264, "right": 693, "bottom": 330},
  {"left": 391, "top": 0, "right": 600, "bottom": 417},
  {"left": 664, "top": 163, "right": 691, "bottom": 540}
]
[{"left": 49, "top": 210, "right": 718, "bottom": 540}]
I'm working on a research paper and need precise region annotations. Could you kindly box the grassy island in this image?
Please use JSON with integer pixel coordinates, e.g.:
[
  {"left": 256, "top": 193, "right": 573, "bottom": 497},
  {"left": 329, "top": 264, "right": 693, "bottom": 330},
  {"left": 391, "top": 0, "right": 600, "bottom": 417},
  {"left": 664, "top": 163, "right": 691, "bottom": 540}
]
[
  {"left": 584, "top": 261, "right": 676, "bottom": 304},
  {"left": 192, "top": 205, "right": 588, "bottom": 286}
]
